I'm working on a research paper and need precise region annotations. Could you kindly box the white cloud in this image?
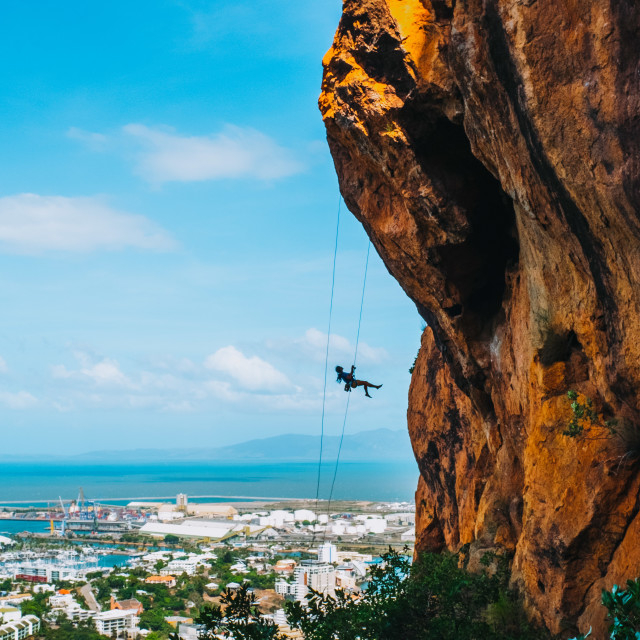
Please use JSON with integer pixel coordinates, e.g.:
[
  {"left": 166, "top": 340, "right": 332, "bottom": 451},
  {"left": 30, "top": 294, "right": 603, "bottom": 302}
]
[
  {"left": 52, "top": 355, "right": 132, "bottom": 388},
  {"left": 123, "top": 123, "right": 303, "bottom": 183},
  {"left": 0, "top": 391, "right": 38, "bottom": 409},
  {"left": 0, "top": 357, "right": 8, "bottom": 374},
  {"left": 46, "top": 345, "right": 351, "bottom": 414},
  {"left": 67, "top": 127, "right": 109, "bottom": 151},
  {"left": 0, "top": 194, "right": 175, "bottom": 254},
  {"left": 204, "top": 346, "right": 291, "bottom": 393}
]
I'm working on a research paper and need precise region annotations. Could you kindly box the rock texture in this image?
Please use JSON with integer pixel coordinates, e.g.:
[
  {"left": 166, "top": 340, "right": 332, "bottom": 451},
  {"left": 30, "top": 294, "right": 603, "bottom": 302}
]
[{"left": 320, "top": 0, "right": 640, "bottom": 635}]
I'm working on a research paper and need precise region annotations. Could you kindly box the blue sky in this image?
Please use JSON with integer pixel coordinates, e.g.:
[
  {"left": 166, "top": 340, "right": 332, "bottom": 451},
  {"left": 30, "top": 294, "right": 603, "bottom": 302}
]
[{"left": 0, "top": 0, "right": 422, "bottom": 455}]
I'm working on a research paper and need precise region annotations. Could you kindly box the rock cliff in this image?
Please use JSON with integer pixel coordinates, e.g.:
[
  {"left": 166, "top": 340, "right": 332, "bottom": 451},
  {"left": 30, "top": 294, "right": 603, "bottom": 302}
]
[{"left": 319, "top": 0, "right": 640, "bottom": 635}]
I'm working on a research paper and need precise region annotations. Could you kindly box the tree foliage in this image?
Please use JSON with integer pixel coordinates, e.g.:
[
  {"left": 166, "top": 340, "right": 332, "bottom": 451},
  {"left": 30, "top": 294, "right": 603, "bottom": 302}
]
[
  {"left": 285, "top": 549, "right": 545, "bottom": 640},
  {"left": 175, "top": 584, "right": 284, "bottom": 640},
  {"left": 38, "top": 619, "right": 105, "bottom": 640}
]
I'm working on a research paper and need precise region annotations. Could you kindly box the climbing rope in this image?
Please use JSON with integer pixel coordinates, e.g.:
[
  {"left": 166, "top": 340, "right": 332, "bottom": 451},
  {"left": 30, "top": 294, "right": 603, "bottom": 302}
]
[
  {"left": 322, "top": 239, "right": 371, "bottom": 544},
  {"left": 312, "top": 196, "right": 342, "bottom": 540}
]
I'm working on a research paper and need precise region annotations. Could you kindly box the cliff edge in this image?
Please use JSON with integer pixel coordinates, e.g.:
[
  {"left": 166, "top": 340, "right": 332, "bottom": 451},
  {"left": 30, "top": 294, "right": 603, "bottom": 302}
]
[{"left": 320, "top": 0, "right": 640, "bottom": 635}]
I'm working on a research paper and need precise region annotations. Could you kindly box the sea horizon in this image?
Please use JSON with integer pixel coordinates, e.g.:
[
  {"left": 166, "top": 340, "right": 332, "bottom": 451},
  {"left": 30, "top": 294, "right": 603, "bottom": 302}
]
[{"left": 0, "top": 460, "right": 418, "bottom": 506}]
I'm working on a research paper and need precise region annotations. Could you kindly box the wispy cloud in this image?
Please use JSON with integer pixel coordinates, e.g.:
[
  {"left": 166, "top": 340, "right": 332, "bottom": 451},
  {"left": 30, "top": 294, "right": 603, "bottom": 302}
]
[
  {"left": 40, "top": 331, "right": 390, "bottom": 418},
  {"left": 0, "top": 194, "right": 175, "bottom": 254},
  {"left": 46, "top": 344, "right": 330, "bottom": 413},
  {"left": 268, "top": 328, "right": 388, "bottom": 365},
  {"left": 122, "top": 123, "right": 303, "bottom": 183},
  {"left": 67, "top": 127, "right": 109, "bottom": 151},
  {"left": 52, "top": 353, "right": 132, "bottom": 388},
  {"left": 204, "top": 346, "right": 291, "bottom": 393},
  {"left": 0, "top": 390, "right": 38, "bottom": 409}
]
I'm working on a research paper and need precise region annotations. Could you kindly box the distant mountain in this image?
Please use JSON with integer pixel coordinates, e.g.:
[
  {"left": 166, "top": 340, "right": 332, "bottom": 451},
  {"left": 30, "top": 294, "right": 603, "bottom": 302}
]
[{"left": 66, "top": 428, "right": 414, "bottom": 463}]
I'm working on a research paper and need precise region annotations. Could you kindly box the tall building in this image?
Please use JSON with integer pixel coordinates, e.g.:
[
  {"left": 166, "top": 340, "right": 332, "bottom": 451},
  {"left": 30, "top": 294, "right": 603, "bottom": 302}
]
[
  {"left": 318, "top": 543, "right": 337, "bottom": 563},
  {"left": 176, "top": 493, "right": 188, "bottom": 511},
  {"left": 276, "top": 560, "right": 336, "bottom": 602},
  {"left": 293, "top": 561, "right": 335, "bottom": 601}
]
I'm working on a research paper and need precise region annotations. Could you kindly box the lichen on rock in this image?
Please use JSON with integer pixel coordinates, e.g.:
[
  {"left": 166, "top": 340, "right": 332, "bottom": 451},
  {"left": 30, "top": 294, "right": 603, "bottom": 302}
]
[{"left": 320, "top": 0, "right": 640, "bottom": 635}]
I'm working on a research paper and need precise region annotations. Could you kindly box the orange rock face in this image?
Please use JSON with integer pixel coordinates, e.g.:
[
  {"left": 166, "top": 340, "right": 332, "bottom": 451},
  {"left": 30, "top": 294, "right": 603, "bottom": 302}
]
[{"left": 320, "top": 0, "right": 640, "bottom": 635}]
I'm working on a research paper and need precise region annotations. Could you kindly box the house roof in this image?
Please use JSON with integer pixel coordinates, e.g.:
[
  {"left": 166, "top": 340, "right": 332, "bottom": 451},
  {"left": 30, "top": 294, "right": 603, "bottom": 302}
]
[{"left": 114, "top": 598, "right": 142, "bottom": 610}]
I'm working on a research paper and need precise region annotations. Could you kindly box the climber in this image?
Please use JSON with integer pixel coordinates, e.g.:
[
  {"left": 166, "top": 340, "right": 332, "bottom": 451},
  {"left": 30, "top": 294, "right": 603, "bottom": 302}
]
[{"left": 335, "top": 365, "right": 382, "bottom": 398}]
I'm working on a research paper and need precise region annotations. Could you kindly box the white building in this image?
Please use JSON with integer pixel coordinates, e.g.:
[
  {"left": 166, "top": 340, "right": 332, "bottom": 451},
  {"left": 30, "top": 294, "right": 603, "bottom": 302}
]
[
  {"left": 335, "top": 571, "right": 357, "bottom": 591},
  {"left": 93, "top": 609, "right": 139, "bottom": 635},
  {"left": 176, "top": 622, "right": 200, "bottom": 639},
  {"left": 12, "top": 563, "right": 80, "bottom": 582},
  {"left": 0, "top": 608, "right": 20, "bottom": 625},
  {"left": 258, "top": 510, "right": 294, "bottom": 528},
  {"left": 162, "top": 558, "right": 199, "bottom": 576},
  {"left": 176, "top": 493, "right": 188, "bottom": 510},
  {"left": 273, "top": 609, "right": 287, "bottom": 626},
  {"left": 386, "top": 512, "right": 416, "bottom": 526},
  {"left": 365, "top": 518, "right": 387, "bottom": 534},
  {"left": 318, "top": 543, "right": 337, "bottom": 563},
  {"left": 0, "top": 615, "right": 40, "bottom": 640},
  {"left": 66, "top": 606, "right": 94, "bottom": 622},
  {"left": 401, "top": 528, "right": 416, "bottom": 542},
  {"left": 49, "top": 593, "right": 75, "bottom": 609},
  {"left": 290, "top": 561, "right": 335, "bottom": 602},
  {"left": 275, "top": 580, "right": 295, "bottom": 599},
  {"left": 157, "top": 505, "right": 185, "bottom": 521},
  {"left": 293, "top": 509, "right": 316, "bottom": 522},
  {"left": 139, "top": 520, "right": 237, "bottom": 540}
]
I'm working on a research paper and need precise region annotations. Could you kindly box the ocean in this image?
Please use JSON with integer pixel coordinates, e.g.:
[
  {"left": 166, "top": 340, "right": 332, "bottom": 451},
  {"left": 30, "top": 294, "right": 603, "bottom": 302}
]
[{"left": 0, "top": 460, "right": 418, "bottom": 506}]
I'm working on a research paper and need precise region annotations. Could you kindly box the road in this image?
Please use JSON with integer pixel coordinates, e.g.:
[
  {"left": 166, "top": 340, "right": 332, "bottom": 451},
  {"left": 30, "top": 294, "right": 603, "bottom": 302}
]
[{"left": 79, "top": 583, "right": 100, "bottom": 612}]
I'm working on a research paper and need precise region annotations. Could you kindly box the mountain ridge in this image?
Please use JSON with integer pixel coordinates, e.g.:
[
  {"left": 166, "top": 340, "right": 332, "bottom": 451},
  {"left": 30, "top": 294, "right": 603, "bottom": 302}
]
[{"left": 5, "top": 428, "right": 413, "bottom": 463}]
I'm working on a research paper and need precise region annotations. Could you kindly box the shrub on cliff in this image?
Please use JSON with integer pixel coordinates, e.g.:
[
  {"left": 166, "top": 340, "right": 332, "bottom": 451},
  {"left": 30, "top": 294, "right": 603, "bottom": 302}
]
[
  {"left": 285, "top": 548, "right": 545, "bottom": 640},
  {"left": 563, "top": 391, "right": 640, "bottom": 461},
  {"left": 571, "top": 579, "right": 640, "bottom": 640}
]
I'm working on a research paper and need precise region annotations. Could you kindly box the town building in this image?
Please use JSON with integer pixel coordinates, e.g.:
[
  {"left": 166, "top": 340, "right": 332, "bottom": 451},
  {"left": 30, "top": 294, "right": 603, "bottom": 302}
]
[
  {"left": 161, "top": 558, "right": 199, "bottom": 576},
  {"left": 318, "top": 543, "right": 337, "bottom": 563},
  {"left": 48, "top": 593, "right": 75, "bottom": 609},
  {"left": 401, "top": 528, "right": 416, "bottom": 542},
  {"left": 293, "top": 509, "right": 316, "bottom": 522},
  {"left": 12, "top": 563, "right": 81, "bottom": 582},
  {"left": 0, "top": 615, "right": 40, "bottom": 640},
  {"left": 139, "top": 519, "right": 239, "bottom": 540},
  {"left": 274, "top": 559, "right": 296, "bottom": 574},
  {"left": 111, "top": 597, "right": 143, "bottom": 615},
  {"left": 175, "top": 622, "right": 200, "bottom": 639},
  {"left": 93, "top": 609, "right": 139, "bottom": 636},
  {"left": 0, "top": 596, "right": 31, "bottom": 608},
  {"left": 0, "top": 608, "right": 20, "bottom": 625},
  {"left": 145, "top": 575, "right": 176, "bottom": 588},
  {"left": 277, "top": 561, "right": 335, "bottom": 602},
  {"left": 165, "top": 615, "right": 193, "bottom": 628},
  {"left": 156, "top": 496, "right": 237, "bottom": 520}
]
